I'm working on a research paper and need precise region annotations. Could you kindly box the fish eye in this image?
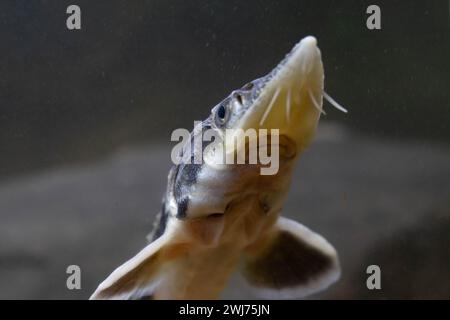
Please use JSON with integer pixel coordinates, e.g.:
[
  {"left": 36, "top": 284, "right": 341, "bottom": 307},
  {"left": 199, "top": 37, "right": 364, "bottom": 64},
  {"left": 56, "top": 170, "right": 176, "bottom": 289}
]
[{"left": 215, "top": 104, "right": 229, "bottom": 126}]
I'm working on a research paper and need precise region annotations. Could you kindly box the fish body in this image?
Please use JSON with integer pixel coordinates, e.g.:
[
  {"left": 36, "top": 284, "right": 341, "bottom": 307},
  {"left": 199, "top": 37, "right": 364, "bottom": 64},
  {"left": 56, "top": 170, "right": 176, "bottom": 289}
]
[{"left": 91, "top": 36, "right": 341, "bottom": 300}]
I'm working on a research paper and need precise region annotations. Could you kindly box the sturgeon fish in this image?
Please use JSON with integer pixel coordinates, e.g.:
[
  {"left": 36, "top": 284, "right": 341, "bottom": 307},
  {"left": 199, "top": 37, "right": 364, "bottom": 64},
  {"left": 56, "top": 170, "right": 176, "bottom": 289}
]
[{"left": 91, "top": 36, "right": 346, "bottom": 300}]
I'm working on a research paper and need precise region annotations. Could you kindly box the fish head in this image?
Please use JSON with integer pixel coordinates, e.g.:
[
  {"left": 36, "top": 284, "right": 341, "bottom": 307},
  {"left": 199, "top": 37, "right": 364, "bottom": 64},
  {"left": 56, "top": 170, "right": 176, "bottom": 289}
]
[{"left": 209, "top": 35, "right": 324, "bottom": 161}]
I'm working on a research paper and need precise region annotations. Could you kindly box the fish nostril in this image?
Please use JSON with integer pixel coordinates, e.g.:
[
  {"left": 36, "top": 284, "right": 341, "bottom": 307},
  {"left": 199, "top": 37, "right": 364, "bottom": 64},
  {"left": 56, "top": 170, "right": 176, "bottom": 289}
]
[
  {"left": 241, "top": 82, "right": 254, "bottom": 90},
  {"left": 233, "top": 92, "right": 244, "bottom": 105}
]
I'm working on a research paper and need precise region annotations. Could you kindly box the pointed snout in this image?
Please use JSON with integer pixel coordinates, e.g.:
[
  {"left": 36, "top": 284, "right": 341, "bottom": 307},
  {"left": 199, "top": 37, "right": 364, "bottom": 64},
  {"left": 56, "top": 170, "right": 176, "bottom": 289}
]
[
  {"left": 279, "top": 36, "right": 322, "bottom": 84},
  {"left": 227, "top": 36, "right": 325, "bottom": 155},
  {"left": 299, "top": 35, "right": 317, "bottom": 49},
  {"left": 253, "top": 36, "right": 324, "bottom": 148}
]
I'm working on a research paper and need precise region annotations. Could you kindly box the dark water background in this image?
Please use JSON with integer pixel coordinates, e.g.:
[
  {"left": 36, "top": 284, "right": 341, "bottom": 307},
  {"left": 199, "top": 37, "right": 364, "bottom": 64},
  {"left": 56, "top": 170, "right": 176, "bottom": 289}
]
[{"left": 0, "top": 0, "right": 449, "bottom": 299}]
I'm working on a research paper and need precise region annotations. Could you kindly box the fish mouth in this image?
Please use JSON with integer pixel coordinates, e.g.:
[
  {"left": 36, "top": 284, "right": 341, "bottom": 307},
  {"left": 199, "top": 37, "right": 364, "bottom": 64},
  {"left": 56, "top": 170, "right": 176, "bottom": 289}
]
[
  {"left": 241, "top": 133, "right": 298, "bottom": 160},
  {"left": 227, "top": 36, "right": 325, "bottom": 155}
]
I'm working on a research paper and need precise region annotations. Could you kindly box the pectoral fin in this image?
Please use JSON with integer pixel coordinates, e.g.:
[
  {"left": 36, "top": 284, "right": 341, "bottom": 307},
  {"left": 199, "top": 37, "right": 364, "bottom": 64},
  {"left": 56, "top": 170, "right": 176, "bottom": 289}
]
[
  {"left": 242, "top": 217, "right": 340, "bottom": 299},
  {"left": 90, "top": 234, "right": 187, "bottom": 300}
]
